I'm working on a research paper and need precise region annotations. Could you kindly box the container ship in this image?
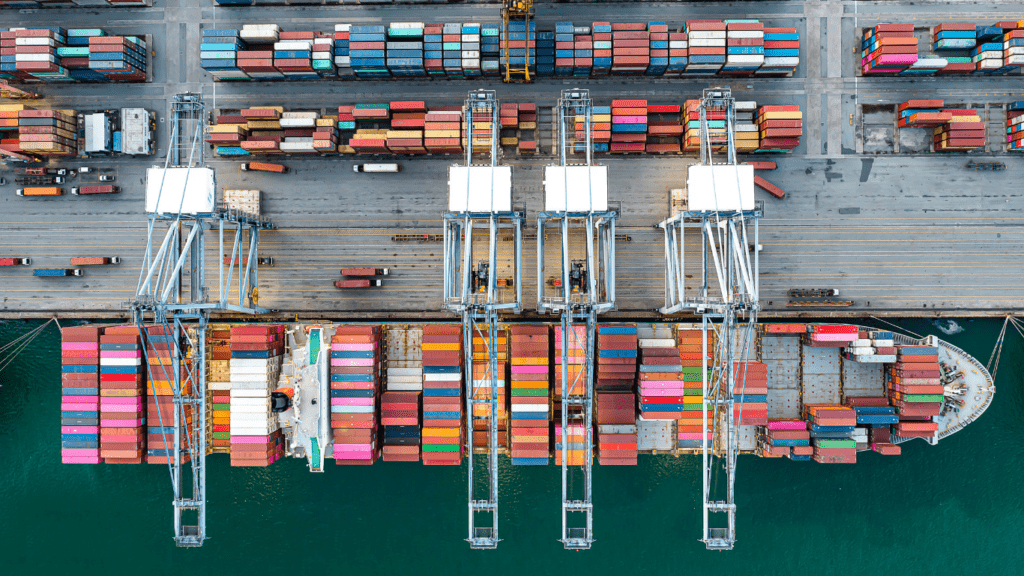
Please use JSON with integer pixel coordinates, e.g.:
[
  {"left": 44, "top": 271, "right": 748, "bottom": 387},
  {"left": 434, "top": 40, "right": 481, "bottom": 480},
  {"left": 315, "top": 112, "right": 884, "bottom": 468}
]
[{"left": 60, "top": 320, "right": 993, "bottom": 468}]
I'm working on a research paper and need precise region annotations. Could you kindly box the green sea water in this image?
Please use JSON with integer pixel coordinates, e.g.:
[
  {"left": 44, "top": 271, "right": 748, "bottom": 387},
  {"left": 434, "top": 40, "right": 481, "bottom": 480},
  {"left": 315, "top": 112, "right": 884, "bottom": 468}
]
[{"left": 1, "top": 318, "right": 1021, "bottom": 576}]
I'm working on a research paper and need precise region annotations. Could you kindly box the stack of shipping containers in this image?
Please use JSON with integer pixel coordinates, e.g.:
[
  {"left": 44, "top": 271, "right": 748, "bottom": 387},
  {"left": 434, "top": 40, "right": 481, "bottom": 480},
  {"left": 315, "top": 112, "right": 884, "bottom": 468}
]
[
  {"left": 610, "top": 99, "right": 647, "bottom": 153},
  {"left": 721, "top": 21, "right": 764, "bottom": 75},
  {"left": 0, "top": 105, "right": 78, "bottom": 157},
  {"left": 386, "top": 23, "right": 425, "bottom": 78},
  {"left": 334, "top": 24, "right": 352, "bottom": 79},
  {"left": 758, "top": 420, "right": 812, "bottom": 459},
  {"left": 421, "top": 324, "right": 463, "bottom": 466},
  {"left": 676, "top": 326, "right": 714, "bottom": 450},
  {"left": 207, "top": 326, "right": 231, "bottom": 455},
  {"left": 805, "top": 405, "right": 857, "bottom": 464},
  {"left": 554, "top": 324, "right": 588, "bottom": 466},
  {"left": 645, "top": 103, "right": 682, "bottom": 153},
  {"left": 148, "top": 326, "right": 188, "bottom": 464},
  {"left": 1009, "top": 101, "right": 1024, "bottom": 150},
  {"left": 381, "top": 391, "right": 420, "bottom": 462},
  {"left": 861, "top": 24, "right": 918, "bottom": 74},
  {"left": 888, "top": 345, "right": 942, "bottom": 438},
  {"left": 229, "top": 325, "right": 285, "bottom": 467},
  {"left": 636, "top": 333, "right": 683, "bottom": 436},
  {"left": 685, "top": 20, "right": 726, "bottom": 75},
  {"left": 611, "top": 22, "right": 650, "bottom": 75},
  {"left": 595, "top": 325, "right": 638, "bottom": 464},
  {"left": 330, "top": 325, "right": 382, "bottom": 465},
  {"left": 350, "top": 25, "right": 388, "bottom": 79},
  {"left": 499, "top": 20, "right": 536, "bottom": 77},
  {"left": 732, "top": 361, "right": 768, "bottom": 426},
  {"left": 756, "top": 104, "right": 803, "bottom": 152},
  {"left": 61, "top": 326, "right": 101, "bottom": 464},
  {"left": 481, "top": 23, "right": 500, "bottom": 75},
  {"left": 471, "top": 326, "right": 509, "bottom": 451},
  {"left": 510, "top": 325, "right": 550, "bottom": 465},
  {"left": 759, "top": 27, "right": 800, "bottom": 75},
  {"left": 464, "top": 96, "right": 493, "bottom": 156},
  {"left": 99, "top": 327, "right": 144, "bottom": 464},
  {"left": 845, "top": 397, "right": 900, "bottom": 454}
]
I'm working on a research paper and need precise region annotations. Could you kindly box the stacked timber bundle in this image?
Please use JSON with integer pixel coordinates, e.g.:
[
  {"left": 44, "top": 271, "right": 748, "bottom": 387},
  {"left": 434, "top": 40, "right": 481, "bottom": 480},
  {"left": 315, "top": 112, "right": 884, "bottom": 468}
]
[
  {"left": 380, "top": 391, "right": 420, "bottom": 462},
  {"left": 229, "top": 324, "right": 285, "bottom": 467},
  {"left": 509, "top": 325, "right": 550, "bottom": 465},
  {"left": 207, "top": 325, "right": 231, "bottom": 454},
  {"left": 888, "top": 345, "right": 942, "bottom": 439},
  {"left": 844, "top": 396, "right": 900, "bottom": 454},
  {"left": 470, "top": 326, "right": 508, "bottom": 451},
  {"left": 147, "top": 326, "right": 190, "bottom": 464},
  {"left": 99, "top": 327, "right": 144, "bottom": 464},
  {"left": 421, "top": 324, "right": 463, "bottom": 466},
  {"left": 732, "top": 361, "right": 768, "bottom": 426},
  {"left": 804, "top": 405, "right": 857, "bottom": 464},
  {"left": 61, "top": 326, "right": 102, "bottom": 464},
  {"left": 676, "top": 326, "right": 714, "bottom": 450},
  {"left": 330, "top": 325, "right": 383, "bottom": 465},
  {"left": 757, "top": 419, "right": 811, "bottom": 460},
  {"left": 1008, "top": 101, "right": 1024, "bottom": 151}
]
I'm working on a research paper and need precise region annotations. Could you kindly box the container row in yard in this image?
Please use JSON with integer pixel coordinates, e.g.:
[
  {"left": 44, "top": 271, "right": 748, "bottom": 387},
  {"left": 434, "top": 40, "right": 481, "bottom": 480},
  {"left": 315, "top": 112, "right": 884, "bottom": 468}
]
[
  {"left": 897, "top": 100, "right": 986, "bottom": 152},
  {"left": 200, "top": 19, "right": 798, "bottom": 81},
  {"left": 1, "top": 104, "right": 77, "bottom": 156},
  {"left": 861, "top": 21, "right": 1024, "bottom": 76},
  {"left": 2, "top": 27, "right": 147, "bottom": 83},
  {"left": 1008, "top": 101, "right": 1024, "bottom": 150}
]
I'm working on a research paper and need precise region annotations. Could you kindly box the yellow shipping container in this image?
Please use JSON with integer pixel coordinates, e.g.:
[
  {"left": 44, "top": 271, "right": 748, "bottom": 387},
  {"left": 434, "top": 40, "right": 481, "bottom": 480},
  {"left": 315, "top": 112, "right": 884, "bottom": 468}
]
[
  {"left": 209, "top": 124, "right": 247, "bottom": 134},
  {"left": 758, "top": 111, "right": 803, "bottom": 121},
  {"left": 422, "top": 427, "right": 461, "bottom": 438},
  {"left": 247, "top": 120, "right": 281, "bottom": 130}
]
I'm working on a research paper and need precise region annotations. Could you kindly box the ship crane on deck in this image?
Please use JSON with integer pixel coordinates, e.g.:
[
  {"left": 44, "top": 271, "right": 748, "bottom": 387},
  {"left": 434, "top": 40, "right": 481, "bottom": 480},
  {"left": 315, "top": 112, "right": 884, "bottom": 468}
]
[
  {"left": 656, "top": 87, "right": 762, "bottom": 551},
  {"left": 501, "top": 0, "right": 534, "bottom": 83},
  {"left": 538, "top": 89, "right": 618, "bottom": 550},
  {"left": 444, "top": 89, "right": 524, "bottom": 549},
  {"left": 129, "top": 93, "right": 274, "bottom": 547}
]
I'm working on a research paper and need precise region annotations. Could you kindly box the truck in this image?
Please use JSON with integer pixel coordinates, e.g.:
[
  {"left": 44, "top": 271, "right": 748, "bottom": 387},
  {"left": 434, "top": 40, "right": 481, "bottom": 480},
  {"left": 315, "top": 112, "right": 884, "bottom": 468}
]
[
  {"left": 340, "top": 268, "right": 390, "bottom": 276},
  {"left": 72, "top": 185, "right": 119, "bottom": 195},
  {"left": 34, "top": 268, "right": 83, "bottom": 277},
  {"left": 17, "top": 187, "right": 63, "bottom": 196},
  {"left": 0, "top": 257, "right": 31, "bottom": 266},
  {"left": 353, "top": 163, "right": 400, "bottom": 173},
  {"left": 240, "top": 162, "right": 289, "bottom": 174},
  {"left": 70, "top": 257, "right": 120, "bottom": 265},
  {"left": 789, "top": 288, "right": 840, "bottom": 298},
  {"left": 335, "top": 279, "right": 383, "bottom": 288},
  {"left": 24, "top": 168, "right": 71, "bottom": 176}
]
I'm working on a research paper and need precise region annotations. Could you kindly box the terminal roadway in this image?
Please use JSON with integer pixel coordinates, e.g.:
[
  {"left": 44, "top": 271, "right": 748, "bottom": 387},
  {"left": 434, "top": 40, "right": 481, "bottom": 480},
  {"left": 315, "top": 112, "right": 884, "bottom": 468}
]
[{"left": 0, "top": 0, "right": 1022, "bottom": 319}]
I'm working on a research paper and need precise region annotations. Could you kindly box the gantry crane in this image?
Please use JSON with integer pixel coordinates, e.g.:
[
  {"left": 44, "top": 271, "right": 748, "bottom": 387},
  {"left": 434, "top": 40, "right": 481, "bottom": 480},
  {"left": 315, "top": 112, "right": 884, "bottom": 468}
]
[
  {"left": 538, "top": 89, "right": 617, "bottom": 550},
  {"left": 656, "top": 87, "right": 762, "bottom": 550},
  {"left": 130, "top": 93, "right": 274, "bottom": 547},
  {"left": 501, "top": 0, "right": 534, "bottom": 82},
  {"left": 444, "top": 89, "right": 524, "bottom": 549},
  {"left": 0, "top": 80, "right": 41, "bottom": 99}
]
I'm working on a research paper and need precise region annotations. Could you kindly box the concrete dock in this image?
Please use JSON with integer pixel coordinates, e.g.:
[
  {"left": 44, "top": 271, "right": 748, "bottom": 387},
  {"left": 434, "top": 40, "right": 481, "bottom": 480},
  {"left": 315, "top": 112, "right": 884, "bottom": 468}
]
[{"left": 0, "top": 0, "right": 1021, "bottom": 319}]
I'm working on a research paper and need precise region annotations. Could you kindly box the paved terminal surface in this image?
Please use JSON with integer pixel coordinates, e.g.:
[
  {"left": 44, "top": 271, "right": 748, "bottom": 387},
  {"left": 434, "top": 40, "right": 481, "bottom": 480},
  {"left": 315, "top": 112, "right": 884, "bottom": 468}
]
[{"left": 0, "top": 0, "right": 1022, "bottom": 319}]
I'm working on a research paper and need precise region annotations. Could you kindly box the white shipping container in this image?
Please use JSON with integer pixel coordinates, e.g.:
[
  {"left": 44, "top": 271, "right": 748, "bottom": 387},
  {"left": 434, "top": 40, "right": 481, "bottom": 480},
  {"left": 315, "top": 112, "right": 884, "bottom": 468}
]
[
  {"left": 727, "top": 31, "right": 765, "bottom": 39},
  {"left": 423, "top": 373, "right": 462, "bottom": 381},
  {"left": 279, "top": 141, "right": 317, "bottom": 151},
  {"left": 99, "top": 357, "right": 142, "bottom": 366},
  {"left": 388, "top": 368, "right": 423, "bottom": 377},
  {"left": 387, "top": 382, "right": 423, "bottom": 391},
  {"left": 689, "top": 38, "right": 727, "bottom": 47},
  {"left": 725, "top": 55, "right": 764, "bottom": 65},
  {"left": 512, "top": 403, "right": 548, "bottom": 412},
  {"left": 462, "top": 58, "right": 481, "bottom": 68},
  {"left": 281, "top": 111, "right": 319, "bottom": 119},
  {"left": 735, "top": 100, "right": 758, "bottom": 110},
  {"left": 229, "top": 377, "right": 276, "bottom": 386},
  {"left": 976, "top": 58, "right": 1002, "bottom": 68},
  {"left": 1005, "top": 54, "right": 1024, "bottom": 64},
  {"left": 247, "top": 71, "right": 284, "bottom": 78},
  {"left": 230, "top": 358, "right": 280, "bottom": 368},
  {"left": 461, "top": 50, "right": 480, "bottom": 59},
  {"left": 872, "top": 339, "right": 895, "bottom": 347},
  {"left": 1005, "top": 47, "right": 1024, "bottom": 56},
  {"left": 669, "top": 41, "right": 689, "bottom": 49},
  {"left": 230, "top": 389, "right": 269, "bottom": 398},
  {"left": 279, "top": 118, "right": 317, "bottom": 128},
  {"left": 847, "top": 346, "right": 876, "bottom": 355},
  {"left": 762, "top": 57, "right": 800, "bottom": 66},
  {"left": 208, "top": 382, "right": 231, "bottom": 391},
  {"left": 390, "top": 22, "right": 425, "bottom": 29},
  {"left": 333, "top": 405, "right": 374, "bottom": 413},
  {"left": 14, "top": 54, "right": 56, "bottom": 62},
  {"left": 461, "top": 34, "right": 480, "bottom": 42},
  {"left": 973, "top": 51, "right": 1001, "bottom": 61},
  {"left": 243, "top": 24, "right": 281, "bottom": 32},
  {"left": 241, "top": 31, "right": 280, "bottom": 42},
  {"left": 639, "top": 339, "right": 676, "bottom": 347},
  {"left": 736, "top": 125, "right": 759, "bottom": 132},
  {"left": 274, "top": 41, "right": 313, "bottom": 51},
  {"left": 314, "top": 37, "right": 332, "bottom": 45},
  {"left": 688, "top": 31, "right": 727, "bottom": 40},
  {"left": 335, "top": 24, "right": 351, "bottom": 32},
  {"left": 15, "top": 37, "right": 56, "bottom": 46}
]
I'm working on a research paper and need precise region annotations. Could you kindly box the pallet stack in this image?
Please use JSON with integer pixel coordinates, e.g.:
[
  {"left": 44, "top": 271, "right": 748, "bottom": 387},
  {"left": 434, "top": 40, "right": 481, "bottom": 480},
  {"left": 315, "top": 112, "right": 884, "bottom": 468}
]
[
  {"left": 470, "top": 326, "right": 508, "bottom": 451},
  {"left": 61, "top": 326, "right": 102, "bottom": 464},
  {"left": 381, "top": 391, "right": 420, "bottom": 461},
  {"left": 421, "top": 324, "right": 463, "bottom": 466},
  {"left": 330, "top": 325, "right": 383, "bottom": 465},
  {"left": 804, "top": 405, "right": 857, "bottom": 463},
  {"left": 99, "top": 327, "right": 144, "bottom": 464},
  {"left": 229, "top": 324, "right": 285, "bottom": 467},
  {"left": 148, "top": 326, "right": 190, "bottom": 464},
  {"left": 207, "top": 325, "right": 231, "bottom": 454},
  {"left": 509, "top": 325, "right": 550, "bottom": 465},
  {"left": 861, "top": 24, "right": 918, "bottom": 75},
  {"left": 676, "top": 326, "right": 715, "bottom": 450},
  {"left": 610, "top": 99, "right": 647, "bottom": 153},
  {"left": 888, "top": 344, "right": 943, "bottom": 438},
  {"left": 758, "top": 419, "right": 811, "bottom": 459},
  {"left": 732, "top": 361, "right": 768, "bottom": 426}
]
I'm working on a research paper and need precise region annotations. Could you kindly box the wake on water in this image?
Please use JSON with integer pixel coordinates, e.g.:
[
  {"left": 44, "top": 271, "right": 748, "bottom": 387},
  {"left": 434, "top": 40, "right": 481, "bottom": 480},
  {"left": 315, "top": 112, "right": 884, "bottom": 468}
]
[{"left": 934, "top": 319, "right": 964, "bottom": 335}]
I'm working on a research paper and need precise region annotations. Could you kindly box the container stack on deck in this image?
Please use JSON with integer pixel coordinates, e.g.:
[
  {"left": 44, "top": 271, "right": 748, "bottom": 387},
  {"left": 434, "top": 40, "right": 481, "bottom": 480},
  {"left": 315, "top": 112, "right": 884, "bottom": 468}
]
[
  {"left": 757, "top": 419, "right": 811, "bottom": 460},
  {"left": 595, "top": 325, "right": 638, "bottom": 465},
  {"left": 147, "top": 326, "right": 188, "bottom": 464},
  {"left": 207, "top": 326, "right": 231, "bottom": 454},
  {"left": 844, "top": 396, "right": 901, "bottom": 455},
  {"left": 554, "top": 324, "right": 588, "bottom": 466},
  {"left": 99, "top": 327, "right": 144, "bottom": 464},
  {"left": 229, "top": 325, "right": 285, "bottom": 467},
  {"left": 330, "top": 325, "right": 383, "bottom": 465},
  {"left": 61, "top": 326, "right": 101, "bottom": 464},
  {"left": 381, "top": 391, "right": 420, "bottom": 462},
  {"left": 386, "top": 326, "right": 423, "bottom": 393},
  {"left": 470, "top": 326, "right": 508, "bottom": 451},
  {"left": 805, "top": 405, "right": 857, "bottom": 464},
  {"left": 1009, "top": 101, "right": 1024, "bottom": 150},
  {"left": 510, "top": 325, "right": 550, "bottom": 465},
  {"left": 421, "top": 324, "right": 463, "bottom": 466},
  {"left": 464, "top": 97, "right": 494, "bottom": 156},
  {"left": 634, "top": 332, "right": 683, "bottom": 453},
  {"left": 732, "top": 361, "right": 768, "bottom": 426},
  {"left": 803, "top": 324, "right": 858, "bottom": 348},
  {"left": 842, "top": 329, "right": 897, "bottom": 363},
  {"left": 676, "top": 326, "right": 714, "bottom": 450},
  {"left": 888, "top": 345, "right": 942, "bottom": 439}
]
